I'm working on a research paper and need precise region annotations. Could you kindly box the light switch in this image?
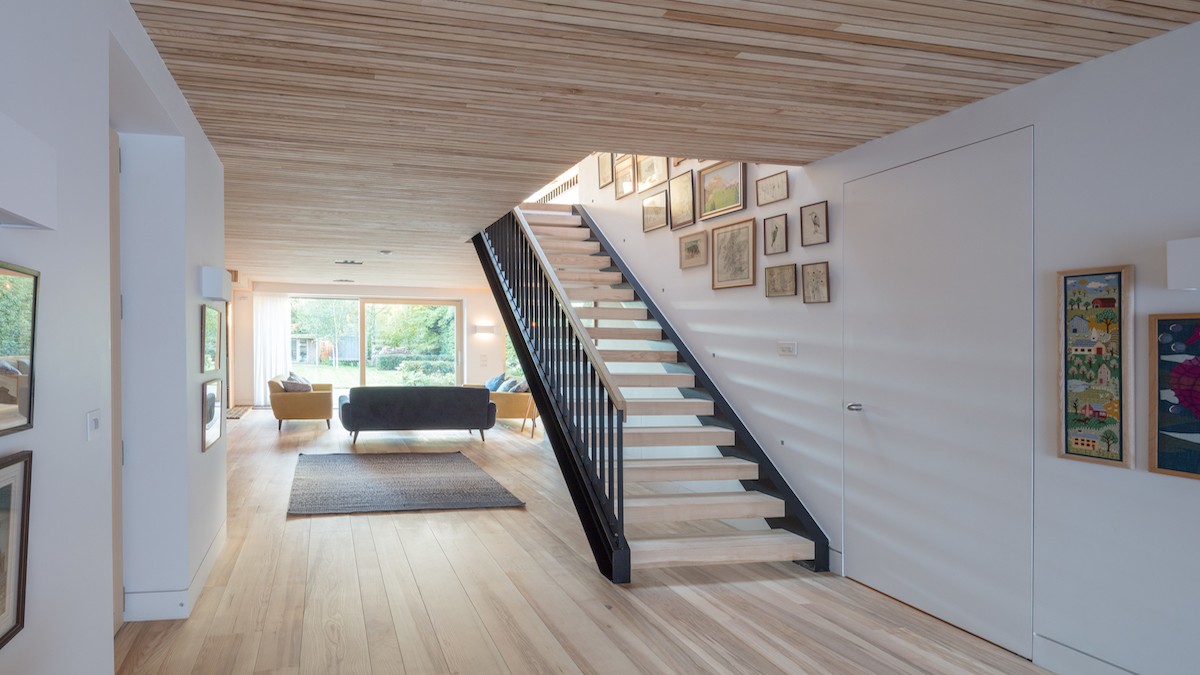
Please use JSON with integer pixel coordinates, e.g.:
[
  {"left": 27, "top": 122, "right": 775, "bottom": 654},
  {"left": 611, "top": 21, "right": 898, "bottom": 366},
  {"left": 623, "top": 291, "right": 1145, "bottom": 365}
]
[
  {"left": 777, "top": 341, "right": 798, "bottom": 357},
  {"left": 86, "top": 409, "right": 101, "bottom": 441}
]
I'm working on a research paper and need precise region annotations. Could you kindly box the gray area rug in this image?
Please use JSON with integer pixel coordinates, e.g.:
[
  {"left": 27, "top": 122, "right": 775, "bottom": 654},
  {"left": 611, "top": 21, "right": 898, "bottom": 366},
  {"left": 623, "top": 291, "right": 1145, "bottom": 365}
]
[{"left": 287, "top": 452, "right": 524, "bottom": 515}]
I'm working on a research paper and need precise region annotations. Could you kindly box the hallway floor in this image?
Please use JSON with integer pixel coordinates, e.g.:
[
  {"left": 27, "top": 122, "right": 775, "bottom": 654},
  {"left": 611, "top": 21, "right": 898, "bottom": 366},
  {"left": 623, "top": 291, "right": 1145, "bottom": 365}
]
[{"left": 114, "top": 411, "right": 1044, "bottom": 674}]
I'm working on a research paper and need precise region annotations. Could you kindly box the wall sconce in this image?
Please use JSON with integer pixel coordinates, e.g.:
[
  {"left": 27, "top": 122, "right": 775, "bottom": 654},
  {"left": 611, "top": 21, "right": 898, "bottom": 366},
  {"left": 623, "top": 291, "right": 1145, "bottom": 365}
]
[
  {"left": 473, "top": 324, "right": 496, "bottom": 335},
  {"left": 1168, "top": 237, "right": 1200, "bottom": 290}
]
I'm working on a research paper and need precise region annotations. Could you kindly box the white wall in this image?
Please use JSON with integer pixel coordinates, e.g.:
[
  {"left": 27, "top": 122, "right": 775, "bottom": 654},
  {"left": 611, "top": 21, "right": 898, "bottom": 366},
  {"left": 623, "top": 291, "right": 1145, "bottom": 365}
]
[
  {"left": 0, "top": 1, "right": 127, "bottom": 672},
  {"left": 234, "top": 282, "right": 506, "bottom": 404},
  {"left": 577, "top": 23, "right": 1200, "bottom": 675},
  {"left": 110, "top": 0, "right": 227, "bottom": 621}
]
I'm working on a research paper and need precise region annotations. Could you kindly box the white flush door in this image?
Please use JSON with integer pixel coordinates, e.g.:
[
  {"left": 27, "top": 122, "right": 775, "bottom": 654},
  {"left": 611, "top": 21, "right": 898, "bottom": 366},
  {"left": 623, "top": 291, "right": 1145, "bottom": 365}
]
[{"left": 843, "top": 128, "right": 1035, "bottom": 657}]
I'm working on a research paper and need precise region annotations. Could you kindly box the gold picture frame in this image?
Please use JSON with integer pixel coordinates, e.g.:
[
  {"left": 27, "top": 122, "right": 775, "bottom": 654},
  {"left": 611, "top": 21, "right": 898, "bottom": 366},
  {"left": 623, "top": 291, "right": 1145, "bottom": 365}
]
[
  {"left": 698, "top": 162, "right": 745, "bottom": 220},
  {"left": 711, "top": 218, "right": 755, "bottom": 290}
]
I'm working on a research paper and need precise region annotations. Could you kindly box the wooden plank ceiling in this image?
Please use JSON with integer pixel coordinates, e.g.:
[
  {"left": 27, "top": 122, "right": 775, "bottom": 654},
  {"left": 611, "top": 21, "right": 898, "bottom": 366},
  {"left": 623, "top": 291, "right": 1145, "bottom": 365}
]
[{"left": 131, "top": 0, "right": 1199, "bottom": 288}]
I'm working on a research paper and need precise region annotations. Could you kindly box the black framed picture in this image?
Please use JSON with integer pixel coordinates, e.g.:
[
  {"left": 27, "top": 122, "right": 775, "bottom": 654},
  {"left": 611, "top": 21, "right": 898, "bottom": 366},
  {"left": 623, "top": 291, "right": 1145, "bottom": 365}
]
[{"left": 0, "top": 450, "right": 31, "bottom": 650}]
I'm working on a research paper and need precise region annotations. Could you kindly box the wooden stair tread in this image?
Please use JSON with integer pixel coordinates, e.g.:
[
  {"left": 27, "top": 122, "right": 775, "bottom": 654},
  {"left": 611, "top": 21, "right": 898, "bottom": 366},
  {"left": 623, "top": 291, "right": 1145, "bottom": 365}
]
[
  {"left": 547, "top": 253, "right": 612, "bottom": 269},
  {"left": 531, "top": 225, "right": 590, "bottom": 240},
  {"left": 587, "top": 326, "right": 662, "bottom": 340},
  {"left": 540, "top": 239, "right": 600, "bottom": 253},
  {"left": 625, "top": 398, "right": 714, "bottom": 416},
  {"left": 574, "top": 306, "right": 648, "bottom": 320},
  {"left": 625, "top": 491, "right": 783, "bottom": 523},
  {"left": 624, "top": 425, "right": 735, "bottom": 447},
  {"left": 567, "top": 287, "right": 636, "bottom": 302},
  {"left": 624, "top": 457, "right": 758, "bottom": 482},
  {"left": 628, "top": 530, "right": 815, "bottom": 569},
  {"left": 599, "top": 349, "right": 677, "bottom": 363},
  {"left": 610, "top": 372, "right": 694, "bottom": 388},
  {"left": 556, "top": 270, "right": 624, "bottom": 284}
]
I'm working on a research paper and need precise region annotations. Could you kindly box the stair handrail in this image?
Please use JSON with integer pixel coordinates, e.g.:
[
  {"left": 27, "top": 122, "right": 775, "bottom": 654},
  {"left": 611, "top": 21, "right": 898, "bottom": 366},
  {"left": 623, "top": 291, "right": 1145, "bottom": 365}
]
[{"left": 510, "top": 207, "right": 627, "bottom": 418}]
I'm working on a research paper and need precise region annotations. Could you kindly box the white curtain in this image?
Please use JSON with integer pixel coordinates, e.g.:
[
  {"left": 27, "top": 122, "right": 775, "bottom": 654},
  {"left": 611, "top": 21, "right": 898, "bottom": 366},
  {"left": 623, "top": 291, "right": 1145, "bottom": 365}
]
[{"left": 252, "top": 293, "right": 292, "bottom": 406}]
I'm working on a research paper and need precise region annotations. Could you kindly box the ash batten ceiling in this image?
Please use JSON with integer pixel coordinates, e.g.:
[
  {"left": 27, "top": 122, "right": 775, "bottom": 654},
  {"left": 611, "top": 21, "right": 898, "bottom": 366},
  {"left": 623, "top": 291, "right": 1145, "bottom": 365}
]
[{"left": 131, "top": 0, "right": 1199, "bottom": 288}]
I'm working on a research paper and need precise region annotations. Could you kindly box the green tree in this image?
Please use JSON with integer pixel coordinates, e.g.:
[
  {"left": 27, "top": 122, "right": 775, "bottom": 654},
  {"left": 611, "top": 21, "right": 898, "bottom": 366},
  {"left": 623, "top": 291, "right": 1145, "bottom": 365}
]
[
  {"left": 291, "top": 298, "right": 359, "bottom": 365},
  {"left": 1100, "top": 428, "right": 1119, "bottom": 453},
  {"left": 1095, "top": 309, "right": 1118, "bottom": 333}
]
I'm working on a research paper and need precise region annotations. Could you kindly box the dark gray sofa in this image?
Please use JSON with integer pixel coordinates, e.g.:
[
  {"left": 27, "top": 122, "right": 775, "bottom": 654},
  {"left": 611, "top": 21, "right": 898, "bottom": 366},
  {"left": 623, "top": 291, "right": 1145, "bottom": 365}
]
[{"left": 338, "top": 386, "right": 497, "bottom": 443}]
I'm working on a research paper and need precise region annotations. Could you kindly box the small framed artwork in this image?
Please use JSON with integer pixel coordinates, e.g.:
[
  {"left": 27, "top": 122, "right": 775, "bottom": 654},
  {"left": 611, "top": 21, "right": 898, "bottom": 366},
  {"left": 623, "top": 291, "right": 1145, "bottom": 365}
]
[
  {"left": 635, "top": 155, "right": 668, "bottom": 192},
  {"left": 613, "top": 154, "right": 635, "bottom": 200},
  {"left": 765, "top": 264, "right": 797, "bottom": 297},
  {"left": 0, "top": 450, "right": 31, "bottom": 650},
  {"left": 203, "top": 378, "right": 223, "bottom": 451},
  {"left": 756, "top": 170, "right": 788, "bottom": 206},
  {"left": 597, "top": 152, "right": 613, "bottom": 188},
  {"left": 669, "top": 172, "right": 695, "bottom": 229},
  {"left": 1058, "top": 265, "right": 1134, "bottom": 468},
  {"left": 711, "top": 218, "right": 755, "bottom": 290},
  {"left": 800, "top": 200, "right": 830, "bottom": 246},
  {"left": 802, "top": 262, "right": 830, "bottom": 303},
  {"left": 1149, "top": 313, "right": 1200, "bottom": 479},
  {"left": 202, "top": 305, "right": 221, "bottom": 373},
  {"left": 698, "top": 162, "right": 746, "bottom": 220},
  {"left": 0, "top": 262, "right": 38, "bottom": 438},
  {"left": 642, "top": 191, "right": 668, "bottom": 232},
  {"left": 763, "top": 214, "right": 787, "bottom": 255},
  {"left": 679, "top": 231, "right": 708, "bottom": 269}
]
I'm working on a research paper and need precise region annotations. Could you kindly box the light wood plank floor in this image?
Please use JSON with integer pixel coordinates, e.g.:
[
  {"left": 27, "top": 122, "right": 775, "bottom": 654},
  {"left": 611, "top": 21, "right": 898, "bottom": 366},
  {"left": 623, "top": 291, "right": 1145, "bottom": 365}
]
[{"left": 115, "top": 411, "right": 1044, "bottom": 674}]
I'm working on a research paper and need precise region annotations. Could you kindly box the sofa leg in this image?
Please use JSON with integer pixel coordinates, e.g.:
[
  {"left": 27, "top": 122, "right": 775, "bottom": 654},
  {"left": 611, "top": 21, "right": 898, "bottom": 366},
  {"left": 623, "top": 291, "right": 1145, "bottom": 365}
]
[
  {"left": 529, "top": 417, "right": 536, "bottom": 438},
  {"left": 326, "top": 419, "right": 331, "bottom": 429},
  {"left": 351, "top": 431, "right": 358, "bottom": 444},
  {"left": 479, "top": 429, "right": 486, "bottom": 442},
  {"left": 278, "top": 420, "right": 282, "bottom": 431}
]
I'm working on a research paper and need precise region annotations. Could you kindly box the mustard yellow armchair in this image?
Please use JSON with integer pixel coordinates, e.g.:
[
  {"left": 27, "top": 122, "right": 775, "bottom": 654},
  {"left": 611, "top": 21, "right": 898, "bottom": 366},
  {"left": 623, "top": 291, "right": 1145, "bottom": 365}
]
[
  {"left": 470, "top": 385, "right": 540, "bottom": 436},
  {"left": 267, "top": 376, "right": 333, "bottom": 430}
]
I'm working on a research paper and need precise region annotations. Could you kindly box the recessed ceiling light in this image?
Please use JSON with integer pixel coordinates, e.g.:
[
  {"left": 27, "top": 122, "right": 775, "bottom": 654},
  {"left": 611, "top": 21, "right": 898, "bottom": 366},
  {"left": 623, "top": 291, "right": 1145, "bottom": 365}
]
[
  {"left": 333, "top": 279, "right": 355, "bottom": 283},
  {"left": 378, "top": 250, "right": 393, "bottom": 256},
  {"left": 334, "top": 259, "right": 363, "bottom": 265}
]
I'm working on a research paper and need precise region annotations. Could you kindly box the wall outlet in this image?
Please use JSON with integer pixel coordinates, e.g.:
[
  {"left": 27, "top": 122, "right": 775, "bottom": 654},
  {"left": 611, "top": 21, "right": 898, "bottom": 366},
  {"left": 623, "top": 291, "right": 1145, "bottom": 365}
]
[{"left": 778, "top": 341, "right": 798, "bottom": 357}]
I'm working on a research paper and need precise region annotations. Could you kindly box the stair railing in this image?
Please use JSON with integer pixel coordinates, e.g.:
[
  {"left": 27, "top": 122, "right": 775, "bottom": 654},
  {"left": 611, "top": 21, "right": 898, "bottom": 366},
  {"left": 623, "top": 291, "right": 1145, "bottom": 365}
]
[{"left": 472, "top": 210, "right": 631, "bottom": 581}]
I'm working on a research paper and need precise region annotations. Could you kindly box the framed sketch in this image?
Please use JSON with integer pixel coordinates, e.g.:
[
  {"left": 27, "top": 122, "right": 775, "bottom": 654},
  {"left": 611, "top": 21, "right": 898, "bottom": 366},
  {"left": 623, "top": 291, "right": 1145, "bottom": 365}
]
[
  {"left": 1149, "top": 313, "right": 1200, "bottom": 479},
  {"left": 800, "top": 200, "right": 829, "bottom": 246},
  {"left": 669, "top": 172, "right": 695, "bottom": 229},
  {"left": 635, "top": 155, "right": 668, "bottom": 192},
  {"left": 613, "top": 154, "right": 635, "bottom": 200},
  {"left": 679, "top": 231, "right": 708, "bottom": 269},
  {"left": 1058, "top": 265, "right": 1134, "bottom": 468},
  {"left": 202, "top": 305, "right": 221, "bottom": 373},
  {"left": 0, "top": 450, "right": 31, "bottom": 650},
  {"left": 203, "top": 378, "right": 223, "bottom": 451},
  {"left": 763, "top": 214, "right": 787, "bottom": 255},
  {"left": 765, "top": 264, "right": 797, "bottom": 297},
  {"left": 0, "top": 263, "right": 37, "bottom": 438},
  {"left": 698, "top": 162, "right": 746, "bottom": 220},
  {"left": 756, "top": 171, "right": 788, "bottom": 206},
  {"left": 802, "top": 262, "right": 830, "bottom": 303},
  {"left": 642, "top": 190, "right": 668, "bottom": 232},
  {"left": 711, "top": 218, "right": 755, "bottom": 290},
  {"left": 597, "top": 152, "right": 613, "bottom": 188}
]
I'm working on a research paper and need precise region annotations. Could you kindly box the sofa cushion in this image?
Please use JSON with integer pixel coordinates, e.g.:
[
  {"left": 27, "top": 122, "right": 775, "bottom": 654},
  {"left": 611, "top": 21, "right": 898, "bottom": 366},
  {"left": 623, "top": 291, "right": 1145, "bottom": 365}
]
[
  {"left": 497, "top": 378, "right": 520, "bottom": 393},
  {"left": 484, "top": 373, "right": 507, "bottom": 391},
  {"left": 0, "top": 360, "right": 18, "bottom": 375},
  {"left": 281, "top": 379, "right": 314, "bottom": 392},
  {"left": 339, "top": 386, "right": 496, "bottom": 432},
  {"left": 511, "top": 379, "right": 529, "bottom": 393},
  {"left": 288, "top": 371, "right": 311, "bottom": 385}
]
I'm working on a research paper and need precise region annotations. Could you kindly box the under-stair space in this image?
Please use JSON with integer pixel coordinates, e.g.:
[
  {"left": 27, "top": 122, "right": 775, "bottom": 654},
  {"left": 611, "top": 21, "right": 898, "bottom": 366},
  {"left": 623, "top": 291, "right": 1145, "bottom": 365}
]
[{"left": 473, "top": 202, "right": 827, "bottom": 581}]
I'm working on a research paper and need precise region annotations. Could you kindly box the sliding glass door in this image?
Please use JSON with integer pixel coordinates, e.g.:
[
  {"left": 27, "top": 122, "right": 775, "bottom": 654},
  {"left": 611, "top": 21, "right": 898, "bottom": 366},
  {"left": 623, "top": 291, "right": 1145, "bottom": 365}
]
[
  {"left": 362, "top": 300, "right": 461, "bottom": 386},
  {"left": 288, "top": 297, "right": 361, "bottom": 388}
]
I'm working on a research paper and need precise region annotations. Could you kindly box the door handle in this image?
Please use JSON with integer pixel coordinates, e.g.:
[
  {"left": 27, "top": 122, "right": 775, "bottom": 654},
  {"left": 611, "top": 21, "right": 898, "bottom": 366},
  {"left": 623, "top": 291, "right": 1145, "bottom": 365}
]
[{"left": 846, "top": 403, "right": 864, "bottom": 412}]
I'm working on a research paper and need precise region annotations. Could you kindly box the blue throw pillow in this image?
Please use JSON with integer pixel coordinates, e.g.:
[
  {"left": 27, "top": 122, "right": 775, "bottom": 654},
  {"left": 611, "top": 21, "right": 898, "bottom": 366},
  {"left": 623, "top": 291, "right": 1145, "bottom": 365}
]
[
  {"left": 512, "top": 379, "right": 529, "bottom": 393},
  {"left": 485, "top": 373, "right": 506, "bottom": 391},
  {"left": 497, "top": 378, "right": 520, "bottom": 393}
]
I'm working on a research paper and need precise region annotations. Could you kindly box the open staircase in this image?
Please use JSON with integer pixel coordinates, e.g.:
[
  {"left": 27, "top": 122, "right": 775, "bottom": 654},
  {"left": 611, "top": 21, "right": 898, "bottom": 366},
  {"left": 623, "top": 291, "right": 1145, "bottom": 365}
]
[{"left": 473, "top": 202, "right": 828, "bottom": 582}]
